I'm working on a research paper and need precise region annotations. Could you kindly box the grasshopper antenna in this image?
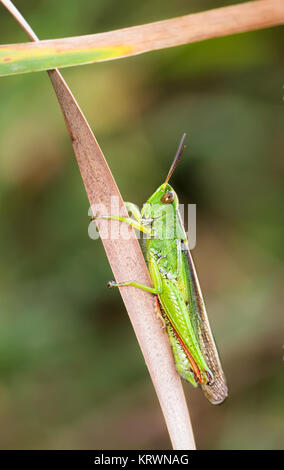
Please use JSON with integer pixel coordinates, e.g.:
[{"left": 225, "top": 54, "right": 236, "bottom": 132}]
[{"left": 164, "top": 133, "right": 187, "bottom": 185}]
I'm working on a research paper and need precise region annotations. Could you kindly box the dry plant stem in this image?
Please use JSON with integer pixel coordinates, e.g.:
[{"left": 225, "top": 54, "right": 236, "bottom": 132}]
[
  {"left": 0, "top": 0, "right": 284, "bottom": 76},
  {"left": 1, "top": 0, "right": 196, "bottom": 450}
]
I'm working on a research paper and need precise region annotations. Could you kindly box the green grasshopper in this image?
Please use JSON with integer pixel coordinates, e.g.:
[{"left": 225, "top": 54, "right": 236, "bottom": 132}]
[{"left": 96, "top": 134, "right": 228, "bottom": 404}]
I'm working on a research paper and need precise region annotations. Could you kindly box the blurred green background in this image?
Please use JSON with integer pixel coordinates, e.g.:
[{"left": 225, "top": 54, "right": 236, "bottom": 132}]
[{"left": 0, "top": 0, "right": 283, "bottom": 449}]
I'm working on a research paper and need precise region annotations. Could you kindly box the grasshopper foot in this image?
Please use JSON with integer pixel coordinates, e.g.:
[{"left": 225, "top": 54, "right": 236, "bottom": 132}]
[{"left": 107, "top": 281, "right": 116, "bottom": 288}]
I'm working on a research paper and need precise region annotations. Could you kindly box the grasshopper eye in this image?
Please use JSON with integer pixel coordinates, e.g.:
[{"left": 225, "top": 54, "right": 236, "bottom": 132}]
[{"left": 161, "top": 190, "right": 175, "bottom": 204}]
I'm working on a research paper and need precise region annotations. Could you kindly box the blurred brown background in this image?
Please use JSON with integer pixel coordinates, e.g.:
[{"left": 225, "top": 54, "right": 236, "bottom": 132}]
[{"left": 0, "top": 0, "right": 283, "bottom": 449}]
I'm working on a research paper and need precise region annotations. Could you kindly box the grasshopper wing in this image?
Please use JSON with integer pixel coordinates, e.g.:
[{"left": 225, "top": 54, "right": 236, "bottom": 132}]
[
  {"left": 178, "top": 211, "right": 228, "bottom": 404},
  {"left": 182, "top": 244, "right": 228, "bottom": 404}
]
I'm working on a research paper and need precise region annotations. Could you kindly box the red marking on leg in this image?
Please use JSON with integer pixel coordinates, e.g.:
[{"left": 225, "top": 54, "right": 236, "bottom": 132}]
[
  {"left": 154, "top": 296, "right": 161, "bottom": 316},
  {"left": 156, "top": 298, "right": 207, "bottom": 384},
  {"left": 155, "top": 296, "right": 160, "bottom": 310},
  {"left": 172, "top": 327, "right": 205, "bottom": 384}
]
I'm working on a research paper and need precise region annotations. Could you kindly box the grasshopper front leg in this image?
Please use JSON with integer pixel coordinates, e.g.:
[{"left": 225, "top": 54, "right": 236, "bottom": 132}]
[
  {"left": 124, "top": 202, "right": 142, "bottom": 222},
  {"left": 95, "top": 214, "right": 151, "bottom": 234},
  {"left": 92, "top": 200, "right": 157, "bottom": 237}
]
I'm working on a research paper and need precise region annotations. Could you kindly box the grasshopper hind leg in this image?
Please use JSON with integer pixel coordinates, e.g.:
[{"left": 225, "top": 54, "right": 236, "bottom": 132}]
[{"left": 164, "top": 317, "right": 198, "bottom": 387}]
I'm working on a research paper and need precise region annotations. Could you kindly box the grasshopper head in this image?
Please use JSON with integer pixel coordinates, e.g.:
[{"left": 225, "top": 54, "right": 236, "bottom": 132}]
[
  {"left": 141, "top": 183, "right": 179, "bottom": 239},
  {"left": 142, "top": 183, "right": 178, "bottom": 216}
]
